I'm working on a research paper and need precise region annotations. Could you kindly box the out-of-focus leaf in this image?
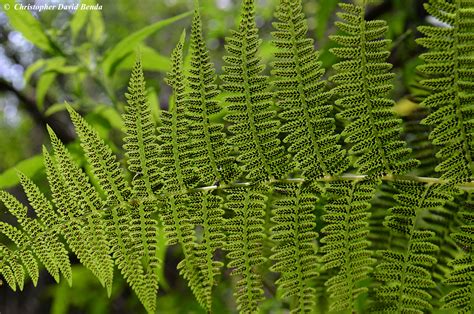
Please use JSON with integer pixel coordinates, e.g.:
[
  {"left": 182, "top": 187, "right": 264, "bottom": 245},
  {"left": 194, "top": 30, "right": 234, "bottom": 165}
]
[
  {"left": 118, "top": 46, "right": 170, "bottom": 73},
  {"left": 147, "top": 87, "right": 161, "bottom": 123},
  {"left": 36, "top": 57, "right": 66, "bottom": 111},
  {"left": 86, "top": 3, "right": 104, "bottom": 44},
  {"left": 24, "top": 59, "right": 46, "bottom": 84},
  {"left": 70, "top": 0, "right": 93, "bottom": 41},
  {"left": 101, "top": 11, "right": 192, "bottom": 77},
  {"left": 45, "top": 103, "right": 72, "bottom": 116},
  {"left": 394, "top": 98, "right": 419, "bottom": 117},
  {"left": 315, "top": 0, "right": 339, "bottom": 40},
  {"left": 0, "top": 155, "right": 43, "bottom": 189},
  {"left": 0, "top": 0, "right": 53, "bottom": 52}
]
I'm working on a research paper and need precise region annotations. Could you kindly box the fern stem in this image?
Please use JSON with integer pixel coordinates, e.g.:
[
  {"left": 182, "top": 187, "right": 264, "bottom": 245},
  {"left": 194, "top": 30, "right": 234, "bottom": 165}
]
[{"left": 192, "top": 174, "right": 474, "bottom": 192}]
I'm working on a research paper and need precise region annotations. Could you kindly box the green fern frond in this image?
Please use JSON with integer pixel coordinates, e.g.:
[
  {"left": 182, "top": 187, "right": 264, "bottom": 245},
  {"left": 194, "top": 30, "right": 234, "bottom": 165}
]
[
  {"left": 160, "top": 32, "right": 212, "bottom": 311},
  {"left": 188, "top": 190, "right": 226, "bottom": 308},
  {"left": 221, "top": 0, "right": 289, "bottom": 181},
  {"left": 124, "top": 58, "right": 162, "bottom": 196},
  {"left": 225, "top": 184, "right": 268, "bottom": 313},
  {"left": 0, "top": 188, "right": 71, "bottom": 286},
  {"left": 373, "top": 182, "right": 452, "bottom": 313},
  {"left": 330, "top": 2, "right": 419, "bottom": 176},
  {"left": 186, "top": 5, "right": 239, "bottom": 185},
  {"left": 17, "top": 173, "right": 73, "bottom": 286},
  {"left": 272, "top": 0, "right": 348, "bottom": 179},
  {"left": 67, "top": 105, "right": 131, "bottom": 205},
  {"left": 160, "top": 30, "right": 197, "bottom": 192},
  {"left": 320, "top": 179, "right": 376, "bottom": 312},
  {"left": 67, "top": 107, "right": 157, "bottom": 312},
  {"left": 441, "top": 192, "right": 473, "bottom": 313},
  {"left": 45, "top": 129, "right": 114, "bottom": 295},
  {"left": 270, "top": 182, "right": 319, "bottom": 313},
  {"left": 416, "top": 0, "right": 474, "bottom": 183}
]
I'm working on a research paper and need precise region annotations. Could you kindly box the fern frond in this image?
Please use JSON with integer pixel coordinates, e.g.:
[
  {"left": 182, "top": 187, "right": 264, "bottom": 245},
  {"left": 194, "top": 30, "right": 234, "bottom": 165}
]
[
  {"left": 159, "top": 30, "right": 197, "bottom": 192},
  {"left": 330, "top": 2, "right": 419, "bottom": 176},
  {"left": 222, "top": 0, "right": 288, "bottom": 181},
  {"left": 441, "top": 192, "right": 474, "bottom": 313},
  {"left": 17, "top": 173, "right": 72, "bottom": 286},
  {"left": 186, "top": 6, "right": 239, "bottom": 185},
  {"left": 0, "top": 189, "right": 70, "bottom": 286},
  {"left": 225, "top": 184, "right": 268, "bottom": 313},
  {"left": 188, "top": 190, "right": 226, "bottom": 308},
  {"left": 43, "top": 146, "right": 114, "bottom": 293},
  {"left": 160, "top": 32, "right": 211, "bottom": 311},
  {"left": 416, "top": 0, "right": 474, "bottom": 183},
  {"left": 373, "top": 182, "right": 452, "bottom": 313},
  {"left": 270, "top": 182, "right": 319, "bottom": 313},
  {"left": 124, "top": 58, "right": 161, "bottom": 196},
  {"left": 272, "top": 0, "right": 349, "bottom": 179},
  {"left": 67, "top": 105, "right": 131, "bottom": 205},
  {"left": 45, "top": 128, "right": 114, "bottom": 294},
  {"left": 320, "top": 179, "right": 376, "bottom": 312},
  {"left": 67, "top": 107, "right": 157, "bottom": 312}
]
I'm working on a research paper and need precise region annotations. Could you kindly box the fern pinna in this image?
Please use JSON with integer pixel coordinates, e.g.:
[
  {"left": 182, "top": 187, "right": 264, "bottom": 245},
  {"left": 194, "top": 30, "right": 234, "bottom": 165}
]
[{"left": 0, "top": 0, "right": 473, "bottom": 313}]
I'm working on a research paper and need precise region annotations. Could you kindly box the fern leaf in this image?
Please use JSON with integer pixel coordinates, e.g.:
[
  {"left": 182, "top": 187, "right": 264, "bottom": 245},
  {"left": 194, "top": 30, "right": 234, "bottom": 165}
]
[
  {"left": 67, "top": 107, "right": 157, "bottom": 312},
  {"left": 0, "top": 190, "right": 70, "bottom": 286},
  {"left": 123, "top": 59, "right": 161, "bottom": 304},
  {"left": 271, "top": 0, "right": 349, "bottom": 179},
  {"left": 67, "top": 105, "right": 131, "bottom": 205},
  {"left": 221, "top": 0, "right": 289, "bottom": 181},
  {"left": 124, "top": 58, "right": 162, "bottom": 196},
  {"left": 270, "top": 182, "right": 319, "bottom": 313},
  {"left": 186, "top": 5, "right": 239, "bottom": 185},
  {"left": 160, "top": 32, "right": 211, "bottom": 310},
  {"left": 320, "top": 179, "right": 376, "bottom": 312},
  {"left": 441, "top": 192, "right": 474, "bottom": 313},
  {"left": 416, "top": 0, "right": 474, "bottom": 183},
  {"left": 225, "top": 184, "right": 268, "bottom": 313},
  {"left": 17, "top": 173, "right": 73, "bottom": 286},
  {"left": 373, "top": 182, "right": 452, "bottom": 313},
  {"left": 44, "top": 131, "right": 114, "bottom": 295},
  {"left": 330, "top": 2, "right": 419, "bottom": 176}
]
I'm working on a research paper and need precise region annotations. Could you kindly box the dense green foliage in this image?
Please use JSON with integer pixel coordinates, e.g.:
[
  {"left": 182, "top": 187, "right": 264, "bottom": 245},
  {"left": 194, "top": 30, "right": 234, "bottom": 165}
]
[{"left": 0, "top": 0, "right": 473, "bottom": 313}]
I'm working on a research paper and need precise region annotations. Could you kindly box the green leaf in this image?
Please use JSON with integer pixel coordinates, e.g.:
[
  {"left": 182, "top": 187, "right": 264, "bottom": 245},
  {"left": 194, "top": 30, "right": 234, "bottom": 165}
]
[
  {"left": 0, "top": 0, "right": 53, "bottom": 52},
  {"left": 24, "top": 59, "right": 46, "bottom": 84},
  {"left": 116, "top": 46, "right": 170, "bottom": 73},
  {"left": 0, "top": 155, "right": 44, "bottom": 189},
  {"left": 101, "top": 11, "right": 192, "bottom": 77},
  {"left": 36, "top": 57, "right": 66, "bottom": 111}
]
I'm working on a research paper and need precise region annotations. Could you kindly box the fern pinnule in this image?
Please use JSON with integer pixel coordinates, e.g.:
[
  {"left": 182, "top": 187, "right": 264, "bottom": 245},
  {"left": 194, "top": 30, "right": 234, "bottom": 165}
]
[
  {"left": 225, "top": 184, "right": 268, "bottom": 313},
  {"left": 330, "top": 2, "right": 419, "bottom": 176},
  {"left": 186, "top": 5, "right": 239, "bottom": 185},
  {"left": 416, "top": 0, "right": 474, "bottom": 183},
  {"left": 44, "top": 131, "right": 114, "bottom": 294},
  {"left": 373, "top": 182, "right": 452, "bottom": 313},
  {"left": 320, "top": 179, "right": 376, "bottom": 312},
  {"left": 222, "top": 0, "right": 289, "bottom": 181},
  {"left": 272, "top": 0, "right": 348, "bottom": 179},
  {"left": 270, "top": 182, "right": 319, "bottom": 313}
]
